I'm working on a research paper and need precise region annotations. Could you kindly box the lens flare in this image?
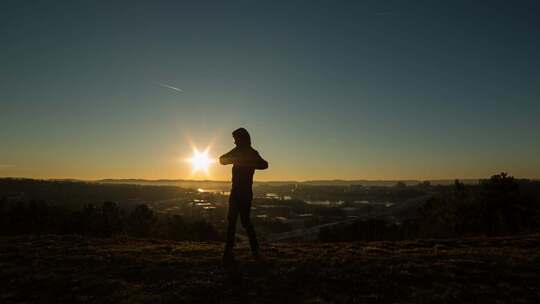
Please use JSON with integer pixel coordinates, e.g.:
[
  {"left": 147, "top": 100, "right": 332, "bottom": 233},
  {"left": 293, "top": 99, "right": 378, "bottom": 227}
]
[{"left": 186, "top": 148, "right": 216, "bottom": 175}]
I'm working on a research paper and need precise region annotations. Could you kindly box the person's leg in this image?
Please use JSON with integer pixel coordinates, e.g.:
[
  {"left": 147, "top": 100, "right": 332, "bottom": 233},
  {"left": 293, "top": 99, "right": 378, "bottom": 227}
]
[
  {"left": 239, "top": 201, "right": 259, "bottom": 254},
  {"left": 225, "top": 201, "right": 239, "bottom": 252}
]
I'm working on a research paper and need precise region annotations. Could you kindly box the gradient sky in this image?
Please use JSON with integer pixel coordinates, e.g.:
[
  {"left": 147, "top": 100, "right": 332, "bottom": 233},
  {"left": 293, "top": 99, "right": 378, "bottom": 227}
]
[{"left": 1, "top": 0, "right": 539, "bottom": 181}]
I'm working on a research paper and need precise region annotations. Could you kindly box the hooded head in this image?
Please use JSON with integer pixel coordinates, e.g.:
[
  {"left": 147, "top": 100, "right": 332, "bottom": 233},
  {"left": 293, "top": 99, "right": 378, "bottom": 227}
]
[{"left": 232, "top": 128, "right": 251, "bottom": 148}]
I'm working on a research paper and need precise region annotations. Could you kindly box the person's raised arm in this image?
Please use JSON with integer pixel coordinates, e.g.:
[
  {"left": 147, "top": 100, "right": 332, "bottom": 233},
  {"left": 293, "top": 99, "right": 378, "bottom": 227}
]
[
  {"left": 219, "top": 148, "right": 237, "bottom": 165},
  {"left": 253, "top": 150, "right": 268, "bottom": 170}
]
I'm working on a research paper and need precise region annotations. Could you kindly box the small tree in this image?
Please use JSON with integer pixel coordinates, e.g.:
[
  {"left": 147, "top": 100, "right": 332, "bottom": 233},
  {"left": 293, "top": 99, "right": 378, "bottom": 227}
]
[
  {"left": 127, "top": 204, "right": 157, "bottom": 237},
  {"left": 81, "top": 204, "right": 101, "bottom": 236},
  {"left": 166, "top": 215, "right": 188, "bottom": 241},
  {"left": 394, "top": 181, "right": 407, "bottom": 188},
  {"left": 101, "top": 201, "right": 123, "bottom": 237},
  {"left": 188, "top": 220, "right": 220, "bottom": 241},
  {"left": 480, "top": 172, "right": 521, "bottom": 235}
]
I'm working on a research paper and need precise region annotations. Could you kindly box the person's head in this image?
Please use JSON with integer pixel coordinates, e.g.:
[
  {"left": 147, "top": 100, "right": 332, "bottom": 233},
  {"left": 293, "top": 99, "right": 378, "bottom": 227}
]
[{"left": 232, "top": 128, "right": 251, "bottom": 147}]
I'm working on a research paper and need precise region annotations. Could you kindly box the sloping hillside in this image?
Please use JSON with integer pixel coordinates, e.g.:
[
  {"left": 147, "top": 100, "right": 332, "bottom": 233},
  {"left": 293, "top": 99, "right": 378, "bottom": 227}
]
[{"left": 1, "top": 234, "right": 539, "bottom": 303}]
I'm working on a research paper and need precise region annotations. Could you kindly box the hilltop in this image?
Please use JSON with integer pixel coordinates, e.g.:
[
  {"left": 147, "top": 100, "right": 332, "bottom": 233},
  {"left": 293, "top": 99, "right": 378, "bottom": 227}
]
[{"left": 1, "top": 234, "right": 539, "bottom": 303}]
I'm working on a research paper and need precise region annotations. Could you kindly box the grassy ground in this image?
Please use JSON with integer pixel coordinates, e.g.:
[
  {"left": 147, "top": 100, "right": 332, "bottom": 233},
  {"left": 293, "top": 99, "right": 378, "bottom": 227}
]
[{"left": 1, "top": 234, "right": 539, "bottom": 303}]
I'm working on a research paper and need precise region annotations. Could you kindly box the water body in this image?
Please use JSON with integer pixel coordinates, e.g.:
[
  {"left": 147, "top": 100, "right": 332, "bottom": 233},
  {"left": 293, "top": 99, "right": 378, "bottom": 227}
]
[{"left": 305, "top": 200, "right": 345, "bottom": 206}]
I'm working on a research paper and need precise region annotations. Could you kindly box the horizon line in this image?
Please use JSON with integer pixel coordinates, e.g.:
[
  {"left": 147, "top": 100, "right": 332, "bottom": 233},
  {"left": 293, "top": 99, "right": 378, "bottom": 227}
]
[{"left": 2, "top": 175, "right": 539, "bottom": 183}]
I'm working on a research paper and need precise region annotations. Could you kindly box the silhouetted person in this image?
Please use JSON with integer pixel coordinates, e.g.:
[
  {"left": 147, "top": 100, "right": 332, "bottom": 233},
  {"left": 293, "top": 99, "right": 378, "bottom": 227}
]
[{"left": 220, "top": 128, "right": 268, "bottom": 265}]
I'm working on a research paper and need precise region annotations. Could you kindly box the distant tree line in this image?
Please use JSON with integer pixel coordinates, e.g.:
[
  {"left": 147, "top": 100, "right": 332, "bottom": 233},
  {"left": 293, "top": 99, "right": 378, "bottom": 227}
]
[
  {"left": 0, "top": 200, "right": 221, "bottom": 241},
  {"left": 0, "top": 178, "right": 192, "bottom": 209},
  {"left": 289, "top": 184, "right": 426, "bottom": 203},
  {"left": 319, "top": 173, "right": 540, "bottom": 241},
  {"left": 418, "top": 173, "right": 540, "bottom": 237}
]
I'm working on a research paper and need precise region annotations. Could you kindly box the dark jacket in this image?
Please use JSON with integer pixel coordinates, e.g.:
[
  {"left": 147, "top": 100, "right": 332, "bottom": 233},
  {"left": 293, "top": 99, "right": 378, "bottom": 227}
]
[{"left": 219, "top": 146, "right": 268, "bottom": 190}]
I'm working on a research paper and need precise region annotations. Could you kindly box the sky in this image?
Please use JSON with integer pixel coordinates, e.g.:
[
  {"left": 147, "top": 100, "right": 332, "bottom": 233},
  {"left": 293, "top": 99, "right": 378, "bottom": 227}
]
[{"left": 1, "top": 0, "right": 539, "bottom": 181}]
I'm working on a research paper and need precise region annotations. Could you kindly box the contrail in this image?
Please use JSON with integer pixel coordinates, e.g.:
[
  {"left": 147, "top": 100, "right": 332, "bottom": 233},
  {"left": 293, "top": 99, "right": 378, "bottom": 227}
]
[{"left": 156, "top": 82, "right": 184, "bottom": 92}]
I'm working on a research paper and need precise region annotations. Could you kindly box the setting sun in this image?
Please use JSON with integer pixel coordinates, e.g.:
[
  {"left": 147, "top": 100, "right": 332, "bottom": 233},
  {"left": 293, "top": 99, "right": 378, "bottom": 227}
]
[{"left": 186, "top": 148, "right": 215, "bottom": 175}]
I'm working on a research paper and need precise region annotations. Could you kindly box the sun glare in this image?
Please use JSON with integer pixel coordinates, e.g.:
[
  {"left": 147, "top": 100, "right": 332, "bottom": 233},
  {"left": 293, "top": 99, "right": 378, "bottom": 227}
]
[{"left": 186, "top": 148, "right": 215, "bottom": 175}]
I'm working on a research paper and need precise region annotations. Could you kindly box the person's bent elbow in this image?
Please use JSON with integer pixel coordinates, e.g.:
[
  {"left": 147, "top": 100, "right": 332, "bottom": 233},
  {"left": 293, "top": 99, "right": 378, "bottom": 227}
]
[
  {"left": 220, "top": 156, "right": 232, "bottom": 165},
  {"left": 258, "top": 161, "right": 269, "bottom": 170}
]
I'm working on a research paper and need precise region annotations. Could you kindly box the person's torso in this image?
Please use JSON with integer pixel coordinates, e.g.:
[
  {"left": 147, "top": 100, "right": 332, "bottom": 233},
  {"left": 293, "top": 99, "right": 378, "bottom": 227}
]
[
  {"left": 230, "top": 147, "right": 257, "bottom": 190},
  {"left": 231, "top": 166, "right": 255, "bottom": 190}
]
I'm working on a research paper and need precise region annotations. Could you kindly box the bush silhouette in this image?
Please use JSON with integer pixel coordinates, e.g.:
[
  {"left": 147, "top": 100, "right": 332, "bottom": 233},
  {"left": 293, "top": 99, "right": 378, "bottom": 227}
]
[{"left": 127, "top": 204, "right": 157, "bottom": 237}]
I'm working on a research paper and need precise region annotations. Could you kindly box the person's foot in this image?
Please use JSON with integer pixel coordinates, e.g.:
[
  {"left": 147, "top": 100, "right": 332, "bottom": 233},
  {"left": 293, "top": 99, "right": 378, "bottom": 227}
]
[{"left": 222, "top": 249, "right": 235, "bottom": 267}]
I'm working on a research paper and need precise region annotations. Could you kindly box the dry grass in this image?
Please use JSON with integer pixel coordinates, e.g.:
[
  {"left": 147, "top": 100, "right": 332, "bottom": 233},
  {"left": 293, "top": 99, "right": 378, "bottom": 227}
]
[{"left": 1, "top": 234, "right": 539, "bottom": 303}]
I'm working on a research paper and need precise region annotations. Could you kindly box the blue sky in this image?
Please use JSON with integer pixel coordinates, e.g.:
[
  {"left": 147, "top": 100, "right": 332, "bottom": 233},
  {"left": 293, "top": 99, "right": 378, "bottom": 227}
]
[{"left": 1, "top": 0, "right": 539, "bottom": 180}]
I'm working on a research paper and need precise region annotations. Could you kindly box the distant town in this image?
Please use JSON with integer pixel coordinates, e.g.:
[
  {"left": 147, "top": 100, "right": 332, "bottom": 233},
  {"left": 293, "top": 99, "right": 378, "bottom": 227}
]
[{"left": 3, "top": 175, "right": 537, "bottom": 243}]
